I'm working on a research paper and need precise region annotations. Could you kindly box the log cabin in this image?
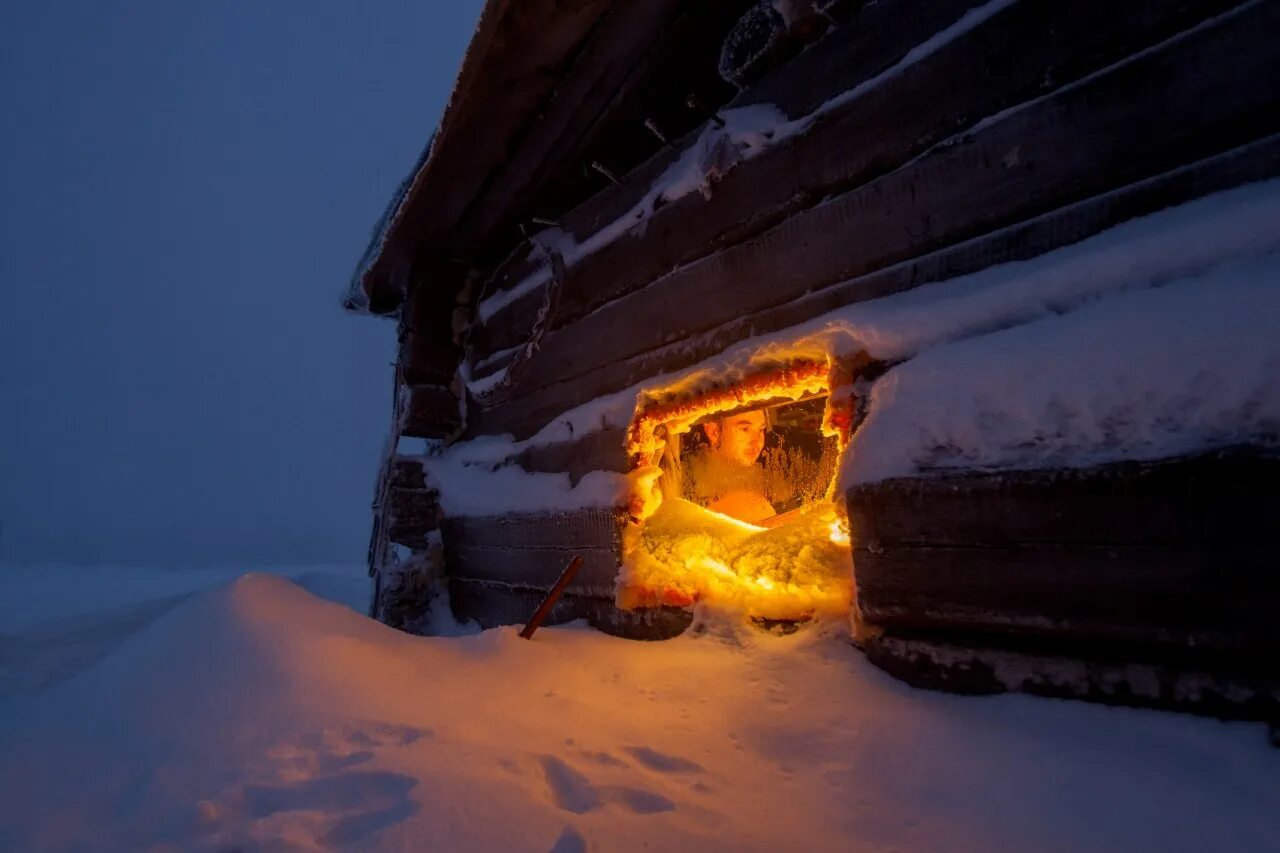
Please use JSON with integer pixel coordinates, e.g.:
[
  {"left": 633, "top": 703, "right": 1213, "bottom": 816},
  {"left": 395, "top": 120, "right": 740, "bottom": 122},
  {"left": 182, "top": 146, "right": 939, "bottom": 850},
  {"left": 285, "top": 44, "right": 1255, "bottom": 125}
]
[{"left": 346, "top": 0, "right": 1280, "bottom": 720}]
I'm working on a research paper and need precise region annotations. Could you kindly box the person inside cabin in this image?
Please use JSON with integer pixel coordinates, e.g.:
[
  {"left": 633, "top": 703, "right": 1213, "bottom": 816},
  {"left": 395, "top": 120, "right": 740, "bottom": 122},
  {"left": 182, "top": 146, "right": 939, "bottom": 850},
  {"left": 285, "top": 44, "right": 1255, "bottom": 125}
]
[
  {"left": 677, "top": 400, "right": 832, "bottom": 526},
  {"left": 687, "top": 410, "right": 779, "bottom": 525}
]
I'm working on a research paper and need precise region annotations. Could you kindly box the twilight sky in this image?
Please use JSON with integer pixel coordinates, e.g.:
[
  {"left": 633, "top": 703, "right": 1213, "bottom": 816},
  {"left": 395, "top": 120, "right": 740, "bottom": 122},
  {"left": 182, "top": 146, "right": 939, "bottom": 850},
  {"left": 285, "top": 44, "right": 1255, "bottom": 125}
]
[{"left": 0, "top": 1, "right": 483, "bottom": 566}]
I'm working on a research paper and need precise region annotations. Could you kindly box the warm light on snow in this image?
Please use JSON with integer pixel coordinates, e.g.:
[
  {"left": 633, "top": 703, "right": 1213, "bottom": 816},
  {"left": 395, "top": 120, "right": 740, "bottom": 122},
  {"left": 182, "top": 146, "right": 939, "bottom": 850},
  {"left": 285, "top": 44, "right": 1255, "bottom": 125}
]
[
  {"left": 618, "top": 499, "right": 853, "bottom": 619},
  {"left": 1, "top": 573, "right": 1273, "bottom": 851}
]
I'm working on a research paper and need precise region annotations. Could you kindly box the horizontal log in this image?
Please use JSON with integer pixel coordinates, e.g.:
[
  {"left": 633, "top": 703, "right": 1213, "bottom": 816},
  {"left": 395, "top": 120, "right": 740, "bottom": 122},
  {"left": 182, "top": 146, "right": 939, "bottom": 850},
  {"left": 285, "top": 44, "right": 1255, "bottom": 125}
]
[
  {"left": 856, "top": 545, "right": 1276, "bottom": 651},
  {"left": 448, "top": 578, "right": 694, "bottom": 639},
  {"left": 506, "top": 0, "right": 1280, "bottom": 398},
  {"left": 468, "top": 0, "right": 987, "bottom": 359},
  {"left": 402, "top": 384, "right": 461, "bottom": 439},
  {"left": 385, "top": 487, "right": 440, "bottom": 550},
  {"left": 480, "top": 0, "right": 1244, "bottom": 354},
  {"left": 398, "top": 332, "right": 460, "bottom": 387},
  {"left": 862, "top": 629, "right": 1280, "bottom": 720},
  {"left": 450, "top": 0, "right": 688, "bottom": 255},
  {"left": 441, "top": 510, "right": 625, "bottom": 597},
  {"left": 468, "top": 131, "right": 1280, "bottom": 438},
  {"left": 440, "top": 510, "right": 623, "bottom": 551},
  {"left": 388, "top": 456, "right": 427, "bottom": 491},
  {"left": 513, "top": 427, "right": 629, "bottom": 480},
  {"left": 732, "top": 0, "right": 987, "bottom": 118},
  {"left": 544, "top": 0, "right": 987, "bottom": 251},
  {"left": 851, "top": 448, "right": 1280, "bottom": 549},
  {"left": 847, "top": 450, "right": 1280, "bottom": 657},
  {"left": 443, "top": 543, "right": 620, "bottom": 598}
]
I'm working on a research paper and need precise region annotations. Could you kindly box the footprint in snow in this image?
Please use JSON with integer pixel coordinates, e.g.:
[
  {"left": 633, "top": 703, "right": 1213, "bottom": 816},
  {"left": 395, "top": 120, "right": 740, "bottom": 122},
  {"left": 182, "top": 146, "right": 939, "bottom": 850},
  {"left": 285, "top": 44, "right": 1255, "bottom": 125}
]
[
  {"left": 539, "top": 755, "right": 677, "bottom": 816},
  {"left": 624, "top": 746, "right": 705, "bottom": 774},
  {"left": 550, "top": 824, "right": 588, "bottom": 853},
  {"left": 241, "top": 770, "right": 420, "bottom": 848}
]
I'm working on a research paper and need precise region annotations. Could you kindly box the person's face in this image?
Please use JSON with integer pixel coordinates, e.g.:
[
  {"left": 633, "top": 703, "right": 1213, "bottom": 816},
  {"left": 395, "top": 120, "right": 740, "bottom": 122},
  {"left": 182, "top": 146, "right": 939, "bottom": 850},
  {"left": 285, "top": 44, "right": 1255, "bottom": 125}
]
[{"left": 706, "top": 410, "right": 767, "bottom": 467}]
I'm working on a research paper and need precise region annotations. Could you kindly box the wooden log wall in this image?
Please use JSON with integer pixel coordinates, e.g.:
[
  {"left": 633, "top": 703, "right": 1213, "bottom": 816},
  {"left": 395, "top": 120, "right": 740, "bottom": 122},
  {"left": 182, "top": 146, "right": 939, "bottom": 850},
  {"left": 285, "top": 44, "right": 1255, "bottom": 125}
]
[
  {"left": 440, "top": 510, "right": 625, "bottom": 599},
  {"left": 423, "top": 0, "right": 1280, "bottom": 655},
  {"left": 847, "top": 450, "right": 1280, "bottom": 660},
  {"left": 456, "top": 0, "right": 1280, "bottom": 440},
  {"left": 847, "top": 448, "right": 1280, "bottom": 718}
]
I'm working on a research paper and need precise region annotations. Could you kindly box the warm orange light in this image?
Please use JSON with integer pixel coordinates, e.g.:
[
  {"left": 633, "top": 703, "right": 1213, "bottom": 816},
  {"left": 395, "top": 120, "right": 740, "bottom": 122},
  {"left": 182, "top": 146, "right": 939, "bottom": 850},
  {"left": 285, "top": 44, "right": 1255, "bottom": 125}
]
[
  {"left": 618, "top": 499, "right": 853, "bottom": 621},
  {"left": 619, "top": 355, "right": 869, "bottom": 621}
]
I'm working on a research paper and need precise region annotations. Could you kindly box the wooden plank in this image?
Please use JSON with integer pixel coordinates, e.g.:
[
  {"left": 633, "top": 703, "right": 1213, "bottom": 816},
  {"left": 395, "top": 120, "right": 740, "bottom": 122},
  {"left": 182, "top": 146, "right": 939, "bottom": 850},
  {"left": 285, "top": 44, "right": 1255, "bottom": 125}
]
[
  {"left": 505, "top": 0, "right": 1280, "bottom": 398},
  {"left": 388, "top": 456, "right": 427, "bottom": 491},
  {"left": 849, "top": 449, "right": 1279, "bottom": 548},
  {"left": 441, "top": 510, "right": 624, "bottom": 596},
  {"left": 399, "top": 332, "right": 459, "bottom": 387},
  {"left": 451, "top": 0, "right": 690, "bottom": 254},
  {"left": 862, "top": 629, "right": 1280, "bottom": 720},
  {"left": 444, "top": 543, "right": 620, "bottom": 598},
  {"left": 468, "top": 131, "right": 1280, "bottom": 438},
  {"left": 402, "top": 384, "right": 461, "bottom": 439},
  {"left": 468, "top": 0, "right": 987, "bottom": 353},
  {"left": 527, "top": 0, "right": 1247, "bottom": 337},
  {"left": 847, "top": 450, "right": 1280, "bottom": 657},
  {"left": 542, "top": 0, "right": 985, "bottom": 251},
  {"left": 448, "top": 578, "right": 694, "bottom": 639},
  {"left": 386, "top": 487, "right": 440, "bottom": 550},
  {"left": 733, "top": 0, "right": 986, "bottom": 117},
  {"left": 441, "top": 509, "right": 623, "bottom": 551},
  {"left": 513, "top": 427, "right": 629, "bottom": 480},
  {"left": 856, "top": 545, "right": 1277, "bottom": 651}
]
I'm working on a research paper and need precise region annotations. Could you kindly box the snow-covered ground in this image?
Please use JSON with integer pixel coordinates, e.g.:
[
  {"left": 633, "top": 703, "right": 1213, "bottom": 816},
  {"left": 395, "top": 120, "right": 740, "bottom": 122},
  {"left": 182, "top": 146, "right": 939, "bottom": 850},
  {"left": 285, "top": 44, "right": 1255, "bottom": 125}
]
[{"left": 0, "top": 570, "right": 1274, "bottom": 851}]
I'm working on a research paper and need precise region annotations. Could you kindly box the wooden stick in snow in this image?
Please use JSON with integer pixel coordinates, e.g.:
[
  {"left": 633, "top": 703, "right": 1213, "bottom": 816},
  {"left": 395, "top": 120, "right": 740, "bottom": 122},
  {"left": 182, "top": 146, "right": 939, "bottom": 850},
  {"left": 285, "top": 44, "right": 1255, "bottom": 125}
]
[{"left": 520, "top": 555, "right": 585, "bottom": 639}]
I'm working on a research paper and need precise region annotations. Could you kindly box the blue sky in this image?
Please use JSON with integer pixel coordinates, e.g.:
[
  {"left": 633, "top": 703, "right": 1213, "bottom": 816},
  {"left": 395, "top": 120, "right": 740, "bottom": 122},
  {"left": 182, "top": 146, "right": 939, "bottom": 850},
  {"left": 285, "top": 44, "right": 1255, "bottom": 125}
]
[{"left": 0, "top": 1, "right": 483, "bottom": 566}]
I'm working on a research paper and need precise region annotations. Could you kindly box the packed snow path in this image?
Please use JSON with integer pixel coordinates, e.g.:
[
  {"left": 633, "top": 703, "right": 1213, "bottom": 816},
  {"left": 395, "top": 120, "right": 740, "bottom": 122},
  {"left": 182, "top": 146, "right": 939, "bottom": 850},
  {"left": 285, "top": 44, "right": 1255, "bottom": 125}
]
[{"left": 0, "top": 573, "right": 1275, "bottom": 851}]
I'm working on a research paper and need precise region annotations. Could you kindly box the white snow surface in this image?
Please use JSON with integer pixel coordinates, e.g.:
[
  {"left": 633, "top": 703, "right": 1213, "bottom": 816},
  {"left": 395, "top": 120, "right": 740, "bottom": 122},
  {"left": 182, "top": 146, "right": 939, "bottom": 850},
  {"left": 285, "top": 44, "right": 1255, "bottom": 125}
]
[
  {"left": 1, "top": 571, "right": 1275, "bottom": 851},
  {"left": 844, "top": 254, "right": 1280, "bottom": 485},
  {"left": 422, "top": 449, "right": 627, "bottom": 516}
]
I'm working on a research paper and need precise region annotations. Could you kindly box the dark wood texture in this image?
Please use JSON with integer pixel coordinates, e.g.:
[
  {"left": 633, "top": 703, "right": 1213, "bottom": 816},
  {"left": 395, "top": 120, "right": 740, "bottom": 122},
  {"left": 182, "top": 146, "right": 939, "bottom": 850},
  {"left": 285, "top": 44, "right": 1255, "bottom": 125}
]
[
  {"left": 385, "top": 487, "right": 440, "bottom": 550},
  {"left": 402, "top": 384, "right": 461, "bottom": 439},
  {"left": 387, "top": 456, "right": 427, "bottom": 491},
  {"left": 449, "top": 578, "right": 694, "bottom": 640},
  {"left": 520, "top": 555, "right": 586, "bottom": 639},
  {"left": 862, "top": 629, "right": 1280, "bottom": 721},
  {"left": 847, "top": 449, "right": 1280, "bottom": 659},
  {"left": 514, "top": 427, "right": 629, "bottom": 481},
  {"left": 362, "top": 0, "right": 611, "bottom": 304},
  {"left": 398, "top": 333, "right": 460, "bottom": 387},
  {"left": 451, "top": 0, "right": 689, "bottom": 254},
  {"left": 498, "top": 1, "right": 1279, "bottom": 403},
  {"left": 470, "top": 0, "right": 1244, "bottom": 366},
  {"left": 440, "top": 510, "right": 625, "bottom": 598},
  {"left": 470, "top": 131, "right": 1280, "bottom": 438}
]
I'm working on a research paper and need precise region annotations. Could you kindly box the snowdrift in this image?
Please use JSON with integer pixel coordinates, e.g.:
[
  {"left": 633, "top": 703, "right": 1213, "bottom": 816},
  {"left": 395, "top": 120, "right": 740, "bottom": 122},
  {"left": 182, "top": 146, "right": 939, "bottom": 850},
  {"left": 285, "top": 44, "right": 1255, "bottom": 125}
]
[{"left": 2, "top": 574, "right": 1277, "bottom": 851}]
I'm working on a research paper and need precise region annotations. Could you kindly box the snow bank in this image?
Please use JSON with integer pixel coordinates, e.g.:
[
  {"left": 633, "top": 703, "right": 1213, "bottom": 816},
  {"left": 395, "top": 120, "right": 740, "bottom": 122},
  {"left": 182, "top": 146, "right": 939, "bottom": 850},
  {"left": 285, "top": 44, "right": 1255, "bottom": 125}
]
[
  {"left": 1, "top": 573, "right": 1275, "bottom": 851},
  {"left": 422, "top": 451, "right": 627, "bottom": 516},
  {"left": 843, "top": 256, "right": 1280, "bottom": 484},
  {"left": 619, "top": 499, "right": 852, "bottom": 618}
]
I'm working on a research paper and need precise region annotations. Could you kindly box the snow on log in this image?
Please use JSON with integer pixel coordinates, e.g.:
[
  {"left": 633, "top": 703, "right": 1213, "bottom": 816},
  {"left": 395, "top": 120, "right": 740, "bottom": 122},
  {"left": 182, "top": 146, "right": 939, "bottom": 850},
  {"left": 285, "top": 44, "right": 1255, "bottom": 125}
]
[
  {"left": 841, "top": 258, "right": 1280, "bottom": 486},
  {"left": 472, "top": 164, "right": 1280, "bottom": 441},
  {"left": 499, "top": 0, "right": 1280, "bottom": 408}
]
